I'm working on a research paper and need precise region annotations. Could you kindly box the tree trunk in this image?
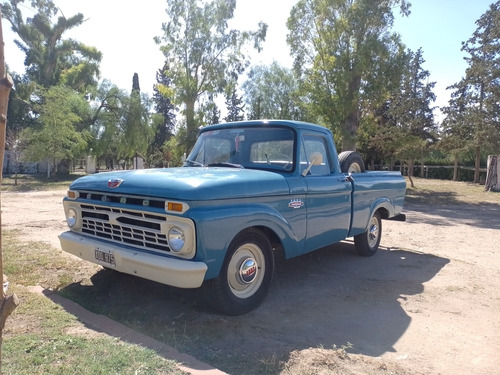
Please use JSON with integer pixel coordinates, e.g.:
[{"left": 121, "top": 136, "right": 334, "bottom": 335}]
[
  {"left": 185, "top": 98, "right": 197, "bottom": 153},
  {"left": 341, "top": 73, "right": 362, "bottom": 152},
  {"left": 474, "top": 146, "right": 481, "bottom": 183},
  {"left": 0, "top": 7, "right": 20, "bottom": 372},
  {"left": 453, "top": 157, "right": 459, "bottom": 181},
  {"left": 408, "top": 160, "right": 415, "bottom": 188},
  {"left": 342, "top": 110, "right": 358, "bottom": 151},
  {"left": 485, "top": 155, "right": 499, "bottom": 192},
  {"left": 420, "top": 150, "right": 425, "bottom": 177}
]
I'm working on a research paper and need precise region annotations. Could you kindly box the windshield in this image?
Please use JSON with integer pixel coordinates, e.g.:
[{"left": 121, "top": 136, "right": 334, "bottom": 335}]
[{"left": 185, "top": 126, "right": 296, "bottom": 172}]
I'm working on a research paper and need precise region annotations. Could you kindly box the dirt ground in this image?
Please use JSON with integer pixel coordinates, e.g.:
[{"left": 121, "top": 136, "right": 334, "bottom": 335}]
[{"left": 1, "top": 189, "right": 499, "bottom": 374}]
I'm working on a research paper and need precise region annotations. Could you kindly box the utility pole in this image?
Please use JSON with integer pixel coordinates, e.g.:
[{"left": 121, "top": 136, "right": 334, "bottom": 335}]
[{"left": 0, "top": 5, "right": 20, "bottom": 372}]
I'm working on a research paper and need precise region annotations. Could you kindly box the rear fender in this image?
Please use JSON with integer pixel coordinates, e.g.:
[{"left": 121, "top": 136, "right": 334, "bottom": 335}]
[{"left": 349, "top": 197, "right": 395, "bottom": 237}]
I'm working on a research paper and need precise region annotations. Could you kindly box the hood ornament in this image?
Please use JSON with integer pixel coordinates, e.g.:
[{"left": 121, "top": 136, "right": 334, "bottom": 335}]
[{"left": 107, "top": 178, "right": 124, "bottom": 189}]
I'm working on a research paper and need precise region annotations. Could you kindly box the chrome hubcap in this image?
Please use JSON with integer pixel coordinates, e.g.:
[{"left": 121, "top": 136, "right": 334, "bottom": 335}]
[
  {"left": 367, "top": 217, "right": 379, "bottom": 248},
  {"left": 239, "top": 257, "right": 258, "bottom": 284},
  {"left": 227, "top": 243, "right": 265, "bottom": 298}
]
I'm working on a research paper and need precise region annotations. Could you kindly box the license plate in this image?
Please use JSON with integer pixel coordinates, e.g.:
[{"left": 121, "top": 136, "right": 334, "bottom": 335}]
[{"left": 95, "top": 247, "right": 116, "bottom": 266}]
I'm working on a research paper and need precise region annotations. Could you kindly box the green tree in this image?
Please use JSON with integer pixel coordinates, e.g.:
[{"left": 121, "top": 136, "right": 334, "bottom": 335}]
[
  {"left": 118, "top": 73, "right": 152, "bottom": 165},
  {"left": 286, "top": 0, "right": 410, "bottom": 150},
  {"left": 194, "top": 93, "right": 220, "bottom": 127},
  {"left": 2, "top": 0, "right": 102, "bottom": 91},
  {"left": 442, "top": 1, "right": 500, "bottom": 183},
  {"left": 224, "top": 89, "right": 245, "bottom": 122},
  {"left": 87, "top": 80, "right": 128, "bottom": 169},
  {"left": 5, "top": 72, "right": 37, "bottom": 134},
  {"left": 150, "top": 63, "right": 177, "bottom": 166},
  {"left": 384, "top": 48, "right": 436, "bottom": 184},
  {"left": 242, "top": 62, "right": 303, "bottom": 120},
  {"left": 363, "top": 48, "right": 436, "bottom": 184},
  {"left": 21, "top": 85, "right": 88, "bottom": 176},
  {"left": 154, "top": 0, "right": 267, "bottom": 152}
]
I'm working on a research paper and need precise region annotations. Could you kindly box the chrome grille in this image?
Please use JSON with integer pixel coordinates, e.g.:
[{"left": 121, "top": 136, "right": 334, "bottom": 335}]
[{"left": 80, "top": 204, "right": 171, "bottom": 253}]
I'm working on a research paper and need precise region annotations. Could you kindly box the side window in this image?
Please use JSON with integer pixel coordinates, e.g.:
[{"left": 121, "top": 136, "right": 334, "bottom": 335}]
[{"left": 301, "top": 134, "right": 332, "bottom": 176}]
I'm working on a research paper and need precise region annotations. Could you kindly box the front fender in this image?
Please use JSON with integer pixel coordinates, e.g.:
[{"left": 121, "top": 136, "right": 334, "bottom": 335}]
[{"left": 188, "top": 204, "right": 303, "bottom": 280}]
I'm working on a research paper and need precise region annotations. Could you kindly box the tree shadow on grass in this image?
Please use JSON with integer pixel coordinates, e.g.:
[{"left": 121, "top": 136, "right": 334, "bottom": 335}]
[
  {"left": 404, "top": 188, "right": 460, "bottom": 205},
  {"left": 403, "top": 200, "right": 500, "bottom": 230},
  {"left": 59, "top": 242, "right": 449, "bottom": 374}
]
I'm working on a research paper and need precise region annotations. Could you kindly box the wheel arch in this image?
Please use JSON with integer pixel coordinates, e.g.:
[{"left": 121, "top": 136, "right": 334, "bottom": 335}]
[
  {"left": 192, "top": 206, "right": 298, "bottom": 280},
  {"left": 240, "top": 225, "right": 286, "bottom": 260},
  {"left": 371, "top": 197, "right": 396, "bottom": 221}
]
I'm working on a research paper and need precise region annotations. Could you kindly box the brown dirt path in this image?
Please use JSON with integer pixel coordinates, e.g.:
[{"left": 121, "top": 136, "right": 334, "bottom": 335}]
[{"left": 2, "top": 189, "right": 499, "bottom": 374}]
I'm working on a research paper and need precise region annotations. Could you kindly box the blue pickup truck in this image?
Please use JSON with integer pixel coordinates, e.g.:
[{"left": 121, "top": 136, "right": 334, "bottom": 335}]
[{"left": 59, "top": 120, "right": 406, "bottom": 315}]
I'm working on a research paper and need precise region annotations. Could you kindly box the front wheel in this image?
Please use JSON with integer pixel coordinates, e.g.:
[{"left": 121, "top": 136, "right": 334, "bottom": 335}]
[
  {"left": 354, "top": 211, "right": 382, "bottom": 257},
  {"left": 204, "top": 229, "right": 275, "bottom": 315}
]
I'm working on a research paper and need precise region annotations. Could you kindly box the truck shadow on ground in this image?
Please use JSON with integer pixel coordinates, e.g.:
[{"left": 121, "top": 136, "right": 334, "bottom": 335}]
[{"left": 60, "top": 241, "right": 449, "bottom": 374}]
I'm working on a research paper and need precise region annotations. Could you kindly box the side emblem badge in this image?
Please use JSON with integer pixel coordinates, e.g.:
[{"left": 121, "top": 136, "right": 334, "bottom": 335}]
[
  {"left": 288, "top": 199, "right": 304, "bottom": 209},
  {"left": 107, "top": 178, "right": 124, "bottom": 189}
]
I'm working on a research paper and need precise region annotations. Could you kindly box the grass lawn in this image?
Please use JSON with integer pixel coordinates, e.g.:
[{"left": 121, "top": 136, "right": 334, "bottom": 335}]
[
  {"left": 405, "top": 177, "right": 500, "bottom": 205},
  {"left": 1, "top": 173, "right": 81, "bottom": 192},
  {"left": 2, "top": 230, "right": 185, "bottom": 374}
]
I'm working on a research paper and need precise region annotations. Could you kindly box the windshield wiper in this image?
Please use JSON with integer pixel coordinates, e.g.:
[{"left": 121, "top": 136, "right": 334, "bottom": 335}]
[
  {"left": 184, "top": 159, "right": 205, "bottom": 167},
  {"left": 207, "top": 162, "right": 244, "bottom": 169}
]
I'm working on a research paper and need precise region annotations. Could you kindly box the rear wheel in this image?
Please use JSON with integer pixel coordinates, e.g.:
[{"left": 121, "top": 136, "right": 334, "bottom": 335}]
[
  {"left": 339, "top": 151, "right": 365, "bottom": 173},
  {"left": 204, "top": 229, "right": 275, "bottom": 315},
  {"left": 354, "top": 211, "right": 382, "bottom": 257}
]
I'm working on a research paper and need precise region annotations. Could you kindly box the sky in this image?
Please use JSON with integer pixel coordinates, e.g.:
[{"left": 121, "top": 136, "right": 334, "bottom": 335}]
[{"left": 2, "top": 0, "right": 495, "bottom": 123}]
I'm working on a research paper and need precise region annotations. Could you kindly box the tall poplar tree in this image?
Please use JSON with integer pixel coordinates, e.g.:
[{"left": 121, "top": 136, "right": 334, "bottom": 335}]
[
  {"left": 154, "top": 0, "right": 267, "bottom": 152},
  {"left": 287, "top": 0, "right": 410, "bottom": 150},
  {"left": 119, "top": 73, "right": 151, "bottom": 164}
]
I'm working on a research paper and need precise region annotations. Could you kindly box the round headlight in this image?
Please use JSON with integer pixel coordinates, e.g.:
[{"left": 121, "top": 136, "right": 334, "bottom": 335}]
[
  {"left": 168, "top": 227, "right": 185, "bottom": 252},
  {"left": 67, "top": 208, "right": 77, "bottom": 228}
]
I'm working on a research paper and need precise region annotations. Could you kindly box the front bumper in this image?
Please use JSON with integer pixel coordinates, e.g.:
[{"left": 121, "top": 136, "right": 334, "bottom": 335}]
[{"left": 59, "top": 231, "right": 207, "bottom": 288}]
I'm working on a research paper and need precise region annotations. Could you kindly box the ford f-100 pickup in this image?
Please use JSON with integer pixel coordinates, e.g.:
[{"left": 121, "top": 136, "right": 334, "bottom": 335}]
[{"left": 59, "top": 120, "right": 406, "bottom": 315}]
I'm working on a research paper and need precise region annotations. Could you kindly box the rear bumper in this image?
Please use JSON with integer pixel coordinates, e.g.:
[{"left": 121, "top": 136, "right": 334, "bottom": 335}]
[{"left": 59, "top": 231, "right": 207, "bottom": 288}]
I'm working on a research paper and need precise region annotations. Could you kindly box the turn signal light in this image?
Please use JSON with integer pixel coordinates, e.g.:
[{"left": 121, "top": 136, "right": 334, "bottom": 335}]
[
  {"left": 167, "top": 202, "right": 183, "bottom": 212},
  {"left": 67, "top": 190, "right": 78, "bottom": 199}
]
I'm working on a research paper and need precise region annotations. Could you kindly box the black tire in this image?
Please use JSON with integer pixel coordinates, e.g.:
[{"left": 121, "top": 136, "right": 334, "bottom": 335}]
[
  {"left": 354, "top": 211, "right": 382, "bottom": 257},
  {"left": 339, "top": 151, "right": 365, "bottom": 173},
  {"left": 204, "top": 229, "right": 275, "bottom": 315}
]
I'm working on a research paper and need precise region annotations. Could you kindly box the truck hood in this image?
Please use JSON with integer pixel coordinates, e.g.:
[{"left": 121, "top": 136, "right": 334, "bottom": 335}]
[{"left": 69, "top": 167, "right": 290, "bottom": 200}]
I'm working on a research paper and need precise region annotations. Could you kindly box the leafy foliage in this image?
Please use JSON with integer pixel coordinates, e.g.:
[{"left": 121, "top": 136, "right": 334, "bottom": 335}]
[
  {"left": 21, "top": 85, "right": 89, "bottom": 175},
  {"left": 2, "top": 0, "right": 497, "bottom": 177},
  {"left": 242, "top": 62, "right": 303, "bottom": 120},
  {"left": 87, "top": 80, "right": 128, "bottom": 169},
  {"left": 286, "top": 0, "right": 410, "bottom": 150},
  {"left": 441, "top": 1, "right": 500, "bottom": 182},
  {"left": 224, "top": 89, "right": 245, "bottom": 122},
  {"left": 2, "top": 0, "right": 102, "bottom": 90},
  {"left": 118, "top": 73, "right": 152, "bottom": 162},
  {"left": 154, "top": 0, "right": 267, "bottom": 151}
]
